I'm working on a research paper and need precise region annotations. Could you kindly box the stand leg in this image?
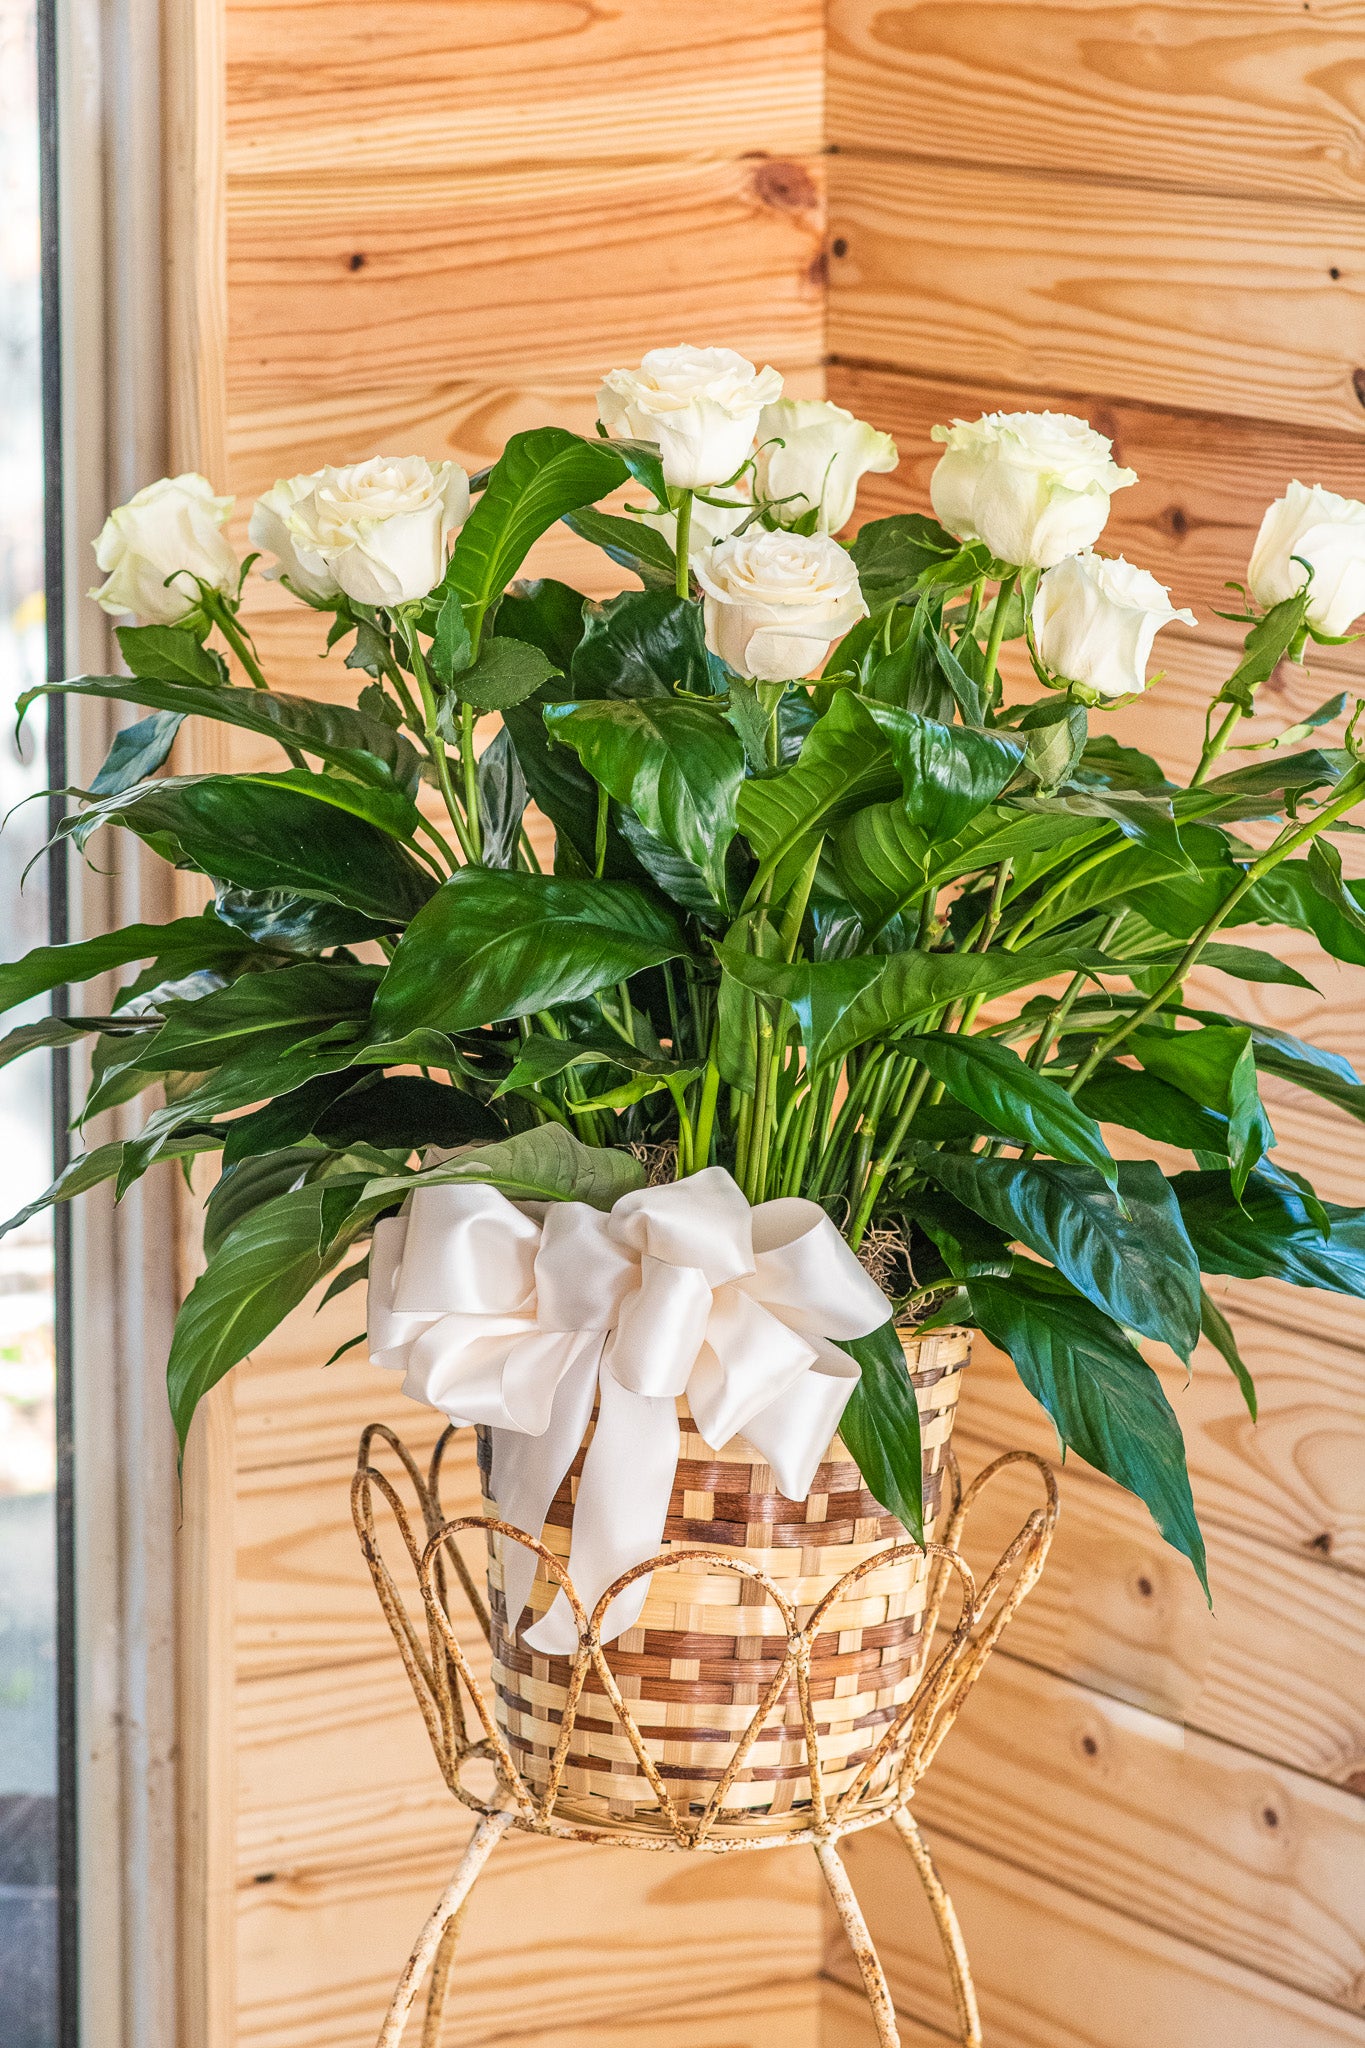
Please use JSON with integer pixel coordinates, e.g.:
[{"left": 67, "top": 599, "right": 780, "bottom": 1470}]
[
  {"left": 815, "top": 1839, "right": 901, "bottom": 2048},
  {"left": 892, "top": 1809, "right": 982, "bottom": 2048},
  {"left": 376, "top": 1807, "right": 513, "bottom": 2048}
]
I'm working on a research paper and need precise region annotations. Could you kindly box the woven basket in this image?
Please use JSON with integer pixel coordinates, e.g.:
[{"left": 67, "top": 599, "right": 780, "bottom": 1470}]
[{"left": 478, "top": 1326, "right": 969, "bottom": 1836}]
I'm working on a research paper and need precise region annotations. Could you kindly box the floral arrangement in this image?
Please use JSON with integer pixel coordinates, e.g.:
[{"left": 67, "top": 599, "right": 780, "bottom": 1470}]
[{"left": 9, "top": 341, "right": 1365, "bottom": 1592}]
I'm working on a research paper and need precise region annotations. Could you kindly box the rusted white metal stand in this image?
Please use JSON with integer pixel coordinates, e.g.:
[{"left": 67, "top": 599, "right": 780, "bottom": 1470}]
[{"left": 353, "top": 1429, "right": 1057, "bottom": 2048}]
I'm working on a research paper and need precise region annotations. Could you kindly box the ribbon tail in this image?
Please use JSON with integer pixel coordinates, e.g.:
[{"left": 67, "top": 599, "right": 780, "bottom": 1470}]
[
  {"left": 523, "top": 1370, "right": 680, "bottom": 1655},
  {"left": 487, "top": 1332, "right": 605, "bottom": 1635}
]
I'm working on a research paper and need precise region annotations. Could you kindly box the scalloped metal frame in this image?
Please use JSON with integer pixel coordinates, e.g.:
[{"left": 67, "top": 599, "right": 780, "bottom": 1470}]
[{"left": 352, "top": 1424, "right": 1058, "bottom": 2048}]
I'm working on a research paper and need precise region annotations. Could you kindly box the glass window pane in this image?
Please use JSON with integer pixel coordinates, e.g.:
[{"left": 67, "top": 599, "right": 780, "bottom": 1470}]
[{"left": 0, "top": 0, "right": 58, "bottom": 2040}]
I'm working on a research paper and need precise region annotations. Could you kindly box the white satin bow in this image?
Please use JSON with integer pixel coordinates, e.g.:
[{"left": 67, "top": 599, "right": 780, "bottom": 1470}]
[{"left": 367, "top": 1164, "right": 890, "bottom": 1654}]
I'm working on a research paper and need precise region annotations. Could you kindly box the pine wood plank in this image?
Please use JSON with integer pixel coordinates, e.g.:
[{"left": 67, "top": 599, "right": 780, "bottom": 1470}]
[
  {"left": 828, "top": 3, "right": 1365, "bottom": 209},
  {"left": 951, "top": 1429, "right": 1365, "bottom": 1789},
  {"left": 236, "top": 1827, "right": 821, "bottom": 2048},
  {"left": 913, "top": 1654, "right": 1365, "bottom": 2009},
  {"left": 827, "top": 155, "right": 1365, "bottom": 435},
  {"left": 828, "top": 363, "right": 1365, "bottom": 671},
  {"left": 226, "top": 0, "right": 824, "bottom": 176},
  {"left": 227, "top": 155, "right": 824, "bottom": 406},
  {"left": 827, "top": 1824, "right": 1365, "bottom": 2047},
  {"left": 460, "top": 1976, "right": 829, "bottom": 2048},
  {"left": 819, "top": 1975, "right": 954, "bottom": 2046}
]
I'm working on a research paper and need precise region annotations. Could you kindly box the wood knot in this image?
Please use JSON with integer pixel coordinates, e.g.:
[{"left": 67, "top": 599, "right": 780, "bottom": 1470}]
[
  {"left": 750, "top": 160, "right": 819, "bottom": 213},
  {"left": 348, "top": 252, "right": 366, "bottom": 273},
  {"left": 1352, "top": 368, "right": 1365, "bottom": 410}
]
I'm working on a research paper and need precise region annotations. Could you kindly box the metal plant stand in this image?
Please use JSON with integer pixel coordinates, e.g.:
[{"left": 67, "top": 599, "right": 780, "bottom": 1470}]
[{"left": 352, "top": 1425, "right": 1057, "bottom": 2048}]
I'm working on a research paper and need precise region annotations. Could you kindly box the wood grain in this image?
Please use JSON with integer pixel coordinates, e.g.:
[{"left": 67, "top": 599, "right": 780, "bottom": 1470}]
[
  {"left": 951, "top": 1441, "right": 1365, "bottom": 1788},
  {"left": 827, "top": 155, "right": 1365, "bottom": 435},
  {"left": 236, "top": 1826, "right": 821, "bottom": 2048},
  {"left": 828, "top": 1824, "right": 1365, "bottom": 2046},
  {"left": 227, "top": 154, "right": 824, "bottom": 405},
  {"left": 226, "top": 0, "right": 824, "bottom": 175},
  {"left": 913, "top": 1655, "right": 1365, "bottom": 2009},
  {"left": 828, "top": 3, "right": 1365, "bottom": 209}
]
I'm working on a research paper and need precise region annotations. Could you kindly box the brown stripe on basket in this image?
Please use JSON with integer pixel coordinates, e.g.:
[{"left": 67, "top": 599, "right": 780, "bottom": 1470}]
[{"left": 478, "top": 1327, "right": 967, "bottom": 1833}]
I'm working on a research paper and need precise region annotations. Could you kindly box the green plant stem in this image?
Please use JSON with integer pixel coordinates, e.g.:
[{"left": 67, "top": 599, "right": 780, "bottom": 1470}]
[
  {"left": 981, "top": 570, "right": 1018, "bottom": 707},
  {"left": 202, "top": 592, "right": 308, "bottom": 769},
  {"left": 690, "top": 1024, "right": 722, "bottom": 1171},
  {"left": 1192, "top": 703, "right": 1243, "bottom": 786},
  {"left": 594, "top": 784, "right": 609, "bottom": 878},
  {"left": 460, "top": 700, "right": 483, "bottom": 860},
  {"left": 1001, "top": 833, "right": 1124, "bottom": 950},
  {"left": 382, "top": 657, "right": 426, "bottom": 738},
  {"left": 674, "top": 491, "right": 694, "bottom": 599},
  {"left": 1028, "top": 912, "right": 1123, "bottom": 1072},
  {"left": 518, "top": 827, "right": 543, "bottom": 873},
  {"left": 1067, "top": 766, "right": 1365, "bottom": 1095},
  {"left": 400, "top": 616, "right": 477, "bottom": 862},
  {"left": 847, "top": 1061, "right": 932, "bottom": 1250}
]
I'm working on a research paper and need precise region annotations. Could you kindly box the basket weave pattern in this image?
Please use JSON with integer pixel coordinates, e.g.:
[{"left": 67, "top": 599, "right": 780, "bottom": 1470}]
[{"left": 480, "top": 1328, "right": 969, "bottom": 1831}]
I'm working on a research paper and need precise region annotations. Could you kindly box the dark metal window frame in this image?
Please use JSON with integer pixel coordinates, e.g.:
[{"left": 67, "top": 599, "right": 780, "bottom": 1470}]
[{"left": 37, "top": 0, "right": 78, "bottom": 2038}]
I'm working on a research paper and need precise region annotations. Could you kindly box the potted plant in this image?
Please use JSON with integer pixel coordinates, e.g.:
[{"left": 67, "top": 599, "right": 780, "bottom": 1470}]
[{"left": 8, "top": 347, "right": 1365, "bottom": 1823}]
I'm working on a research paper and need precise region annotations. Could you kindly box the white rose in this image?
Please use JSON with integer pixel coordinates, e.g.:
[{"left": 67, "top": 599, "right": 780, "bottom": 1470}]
[
  {"left": 754, "top": 398, "right": 898, "bottom": 534},
  {"left": 930, "top": 411, "right": 1137, "bottom": 571},
  {"left": 90, "top": 473, "right": 238, "bottom": 623},
  {"left": 279, "top": 456, "right": 471, "bottom": 608},
  {"left": 1247, "top": 481, "right": 1365, "bottom": 638},
  {"left": 695, "top": 530, "right": 867, "bottom": 681},
  {"left": 248, "top": 475, "right": 342, "bottom": 601},
  {"left": 1032, "top": 552, "right": 1195, "bottom": 700},
  {"left": 597, "top": 345, "right": 783, "bottom": 491}
]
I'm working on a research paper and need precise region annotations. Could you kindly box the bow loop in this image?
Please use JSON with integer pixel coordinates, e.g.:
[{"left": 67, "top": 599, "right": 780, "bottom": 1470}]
[{"left": 368, "top": 1167, "right": 891, "bottom": 1652}]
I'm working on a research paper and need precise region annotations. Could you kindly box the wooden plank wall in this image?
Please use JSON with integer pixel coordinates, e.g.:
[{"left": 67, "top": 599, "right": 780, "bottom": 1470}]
[
  {"left": 824, "top": 7, "right": 1365, "bottom": 2045},
  {"left": 173, "top": 7, "right": 829, "bottom": 2046}
]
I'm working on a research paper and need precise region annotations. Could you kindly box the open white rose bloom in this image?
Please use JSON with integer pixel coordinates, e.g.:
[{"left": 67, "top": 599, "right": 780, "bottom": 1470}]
[
  {"left": 695, "top": 528, "right": 868, "bottom": 680},
  {"left": 90, "top": 473, "right": 239, "bottom": 623},
  {"left": 1247, "top": 481, "right": 1365, "bottom": 640},
  {"left": 268, "top": 456, "right": 471, "bottom": 608},
  {"left": 930, "top": 411, "right": 1137, "bottom": 571},
  {"left": 597, "top": 345, "right": 783, "bottom": 491},
  {"left": 754, "top": 398, "right": 898, "bottom": 534},
  {"left": 1032, "top": 552, "right": 1196, "bottom": 699}
]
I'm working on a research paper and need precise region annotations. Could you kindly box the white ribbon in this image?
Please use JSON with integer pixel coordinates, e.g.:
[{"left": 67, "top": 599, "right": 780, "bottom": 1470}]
[{"left": 367, "top": 1164, "right": 890, "bottom": 1654}]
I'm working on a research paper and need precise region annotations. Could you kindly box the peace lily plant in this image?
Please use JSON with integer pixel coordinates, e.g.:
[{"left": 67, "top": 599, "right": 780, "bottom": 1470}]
[{"left": 9, "top": 342, "right": 1365, "bottom": 1596}]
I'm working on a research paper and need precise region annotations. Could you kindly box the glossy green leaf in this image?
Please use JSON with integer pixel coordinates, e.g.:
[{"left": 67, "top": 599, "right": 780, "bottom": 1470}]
[
  {"left": 1, "top": 1130, "right": 219, "bottom": 1241},
  {"left": 202, "top": 1148, "right": 321, "bottom": 1258},
  {"left": 806, "top": 944, "right": 1080, "bottom": 1068},
  {"left": 34, "top": 674, "right": 422, "bottom": 791},
  {"left": 718, "top": 927, "right": 880, "bottom": 1070},
  {"left": 1239, "top": 858, "right": 1365, "bottom": 968},
  {"left": 211, "top": 884, "right": 398, "bottom": 954},
  {"left": 476, "top": 724, "right": 528, "bottom": 871},
  {"left": 836, "top": 1320, "right": 923, "bottom": 1542},
  {"left": 561, "top": 508, "right": 677, "bottom": 590},
  {"left": 737, "top": 691, "right": 897, "bottom": 902},
  {"left": 968, "top": 1266, "right": 1207, "bottom": 1595},
  {"left": 849, "top": 514, "right": 963, "bottom": 604},
  {"left": 928, "top": 1155, "right": 1202, "bottom": 1361},
  {"left": 867, "top": 707, "right": 1022, "bottom": 842},
  {"left": 1126, "top": 1025, "right": 1273, "bottom": 1199},
  {"left": 429, "top": 590, "right": 473, "bottom": 684},
  {"left": 903, "top": 1031, "right": 1116, "bottom": 1181},
  {"left": 1238, "top": 1022, "right": 1365, "bottom": 1126},
  {"left": 1021, "top": 788, "right": 1192, "bottom": 872},
  {"left": 370, "top": 869, "right": 685, "bottom": 1038},
  {"left": 357, "top": 1124, "right": 647, "bottom": 1222},
  {"left": 443, "top": 427, "right": 626, "bottom": 650},
  {"left": 1173, "top": 1168, "right": 1365, "bottom": 1296},
  {"left": 0, "top": 1016, "right": 91, "bottom": 1071},
  {"left": 167, "top": 1182, "right": 349, "bottom": 1451},
  {"left": 570, "top": 590, "right": 710, "bottom": 702},
  {"left": 131, "top": 962, "right": 381, "bottom": 1075},
  {"left": 492, "top": 578, "right": 587, "bottom": 672},
  {"left": 1074, "top": 1063, "right": 1230, "bottom": 1156},
  {"left": 0, "top": 915, "right": 256, "bottom": 1017},
  {"left": 545, "top": 696, "right": 744, "bottom": 903},
  {"left": 66, "top": 775, "right": 436, "bottom": 924},
  {"left": 1199, "top": 1288, "right": 1256, "bottom": 1419},
  {"left": 90, "top": 710, "right": 185, "bottom": 795},
  {"left": 1214, "top": 588, "right": 1313, "bottom": 715},
  {"left": 832, "top": 798, "right": 934, "bottom": 935}
]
